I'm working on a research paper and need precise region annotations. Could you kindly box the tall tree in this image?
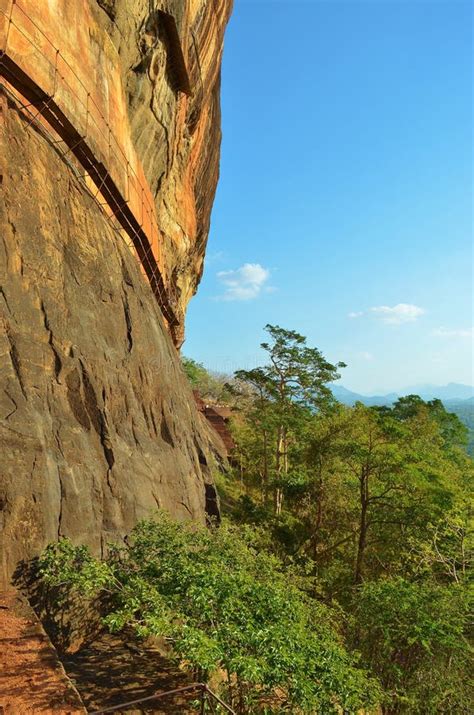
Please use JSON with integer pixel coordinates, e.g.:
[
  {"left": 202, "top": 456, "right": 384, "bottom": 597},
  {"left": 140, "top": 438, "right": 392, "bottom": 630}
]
[
  {"left": 304, "top": 402, "right": 472, "bottom": 585},
  {"left": 236, "top": 325, "right": 345, "bottom": 514}
]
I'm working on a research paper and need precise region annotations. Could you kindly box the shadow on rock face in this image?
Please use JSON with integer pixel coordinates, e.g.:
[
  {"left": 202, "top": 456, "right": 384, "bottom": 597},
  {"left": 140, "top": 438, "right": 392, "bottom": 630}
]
[{"left": 204, "top": 483, "right": 221, "bottom": 526}]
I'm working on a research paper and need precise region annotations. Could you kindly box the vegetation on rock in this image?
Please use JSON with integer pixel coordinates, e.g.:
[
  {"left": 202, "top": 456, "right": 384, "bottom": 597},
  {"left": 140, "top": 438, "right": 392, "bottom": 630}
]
[
  {"left": 40, "top": 325, "right": 473, "bottom": 713},
  {"left": 38, "top": 514, "right": 380, "bottom": 713}
]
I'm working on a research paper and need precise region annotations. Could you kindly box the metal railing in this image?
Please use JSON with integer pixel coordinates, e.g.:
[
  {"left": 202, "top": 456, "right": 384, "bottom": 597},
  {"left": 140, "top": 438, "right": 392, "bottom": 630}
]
[
  {"left": 88, "top": 682, "right": 236, "bottom": 714},
  {"left": 0, "top": 0, "right": 181, "bottom": 336}
]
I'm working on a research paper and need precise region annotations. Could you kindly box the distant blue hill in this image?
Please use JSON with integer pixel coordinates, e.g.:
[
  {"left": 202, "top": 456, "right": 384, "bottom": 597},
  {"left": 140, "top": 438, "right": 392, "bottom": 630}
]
[
  {"left": 331, "top": 385, "right": 397, "bottom": 407},
  {"left": 331, "top": 383, "right": 474, "bottom": 406},
  {"left": 402, "top": 383, "right": 474, "bottom": 401},
  {"left": 331, "top": 384, "right": 474, "bottom": 455}
]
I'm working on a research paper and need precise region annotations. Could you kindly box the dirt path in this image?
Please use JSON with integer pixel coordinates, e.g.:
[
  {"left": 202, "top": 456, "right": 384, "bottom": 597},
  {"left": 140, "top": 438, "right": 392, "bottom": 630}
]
[
  {"left": 0, "top": 589, "right": 86, "bottom": 714},
  {"left": 61, "top": 632, "right": 195, "bottom": 713},
  {"left": 1, "top": 590, "right": 199, "bottom": 713}
]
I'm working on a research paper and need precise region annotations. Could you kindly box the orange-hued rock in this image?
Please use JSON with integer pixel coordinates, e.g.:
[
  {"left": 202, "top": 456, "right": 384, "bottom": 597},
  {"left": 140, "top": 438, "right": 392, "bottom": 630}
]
[
  {"left": 0, "top": 0, "right": 232, "bottom": 343},
  {"left": 0, "top": 0, "right": 231, "bottom": 589},
  {"left": 112, "top": 0, "right": 233, "bottom": 344}
]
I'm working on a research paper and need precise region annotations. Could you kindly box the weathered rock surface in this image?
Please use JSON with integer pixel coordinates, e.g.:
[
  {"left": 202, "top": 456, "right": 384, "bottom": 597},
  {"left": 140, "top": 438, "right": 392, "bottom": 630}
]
[
  {"left": 0, "top": 0, "right": 232, "bottom": 587},
  {"left": 2, "top": 0, "right": 233, "bottom": 345},
  {"left": 99, "top": 0, "right": 233, "bottom": 343},
  {"left": 0, "top": 0, "right": 229, "bottom": 588}
]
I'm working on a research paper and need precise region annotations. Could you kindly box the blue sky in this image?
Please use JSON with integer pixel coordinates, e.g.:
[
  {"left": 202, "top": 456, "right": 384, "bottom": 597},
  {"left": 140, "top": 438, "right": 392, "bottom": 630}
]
[{"left": 184, "top": 0, "right": 473, "bottom": 394}]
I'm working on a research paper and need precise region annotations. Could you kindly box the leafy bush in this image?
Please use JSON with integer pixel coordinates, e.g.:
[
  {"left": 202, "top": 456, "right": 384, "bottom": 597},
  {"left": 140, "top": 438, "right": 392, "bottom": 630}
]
[
  {"left": 353, "top": 577, "right": 473, "bottom": 713},
  {"left": 39, "top": 512, "right": 380, "bottom": 713}
]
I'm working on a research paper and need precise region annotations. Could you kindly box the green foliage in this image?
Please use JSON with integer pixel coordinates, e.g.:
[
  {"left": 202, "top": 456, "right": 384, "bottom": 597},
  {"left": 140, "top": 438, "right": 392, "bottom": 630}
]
[
  {"left": 447, "top": 399, "right": 474, "bottom": 455},
  {"left": 182, "top": 355, "right": 209, "bottom": 387},
  {"left": 307, "top": 403, "right": 472, "bottom": 585},
  {"left": 39, "top": 513, "right": 380, "bottom": 713},
  {"left": 380, "top": 395, "right": 469, "bottom": 450},
  {"left": 408, "top": 504, "right": 473, "bottom": 584},
  {"left": 42, "top": 327, "right": 471, "bottom": 714},
  {"left": 223, "top": 324, "right": 474, "bottom": 713},
  {"left": 38, "top": 539, "right": 114, "bottom": 596},
  {"left": 353, "top": 577, "right": 473, "bottom": 713},
  {"left": 181, "top": 356, "right": 237, "bottom": 404}
]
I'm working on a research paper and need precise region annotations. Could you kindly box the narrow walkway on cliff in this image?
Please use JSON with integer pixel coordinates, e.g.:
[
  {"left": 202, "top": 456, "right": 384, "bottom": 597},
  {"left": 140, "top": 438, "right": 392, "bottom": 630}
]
[
  {"left": 60, "top": 631, "right": 197, "bottom": 714},
  {"left": 2, "top": 580, "right": 236, "bottom": 713},
  {"left": 0, "top": 589, "right": 86, "bottom": 713},
  {"left": 0, "top": 592, "right": 203, "bottom": 714}
]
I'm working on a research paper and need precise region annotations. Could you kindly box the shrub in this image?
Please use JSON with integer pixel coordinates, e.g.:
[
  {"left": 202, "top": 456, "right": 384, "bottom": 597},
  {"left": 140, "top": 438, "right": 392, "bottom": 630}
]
[{"left": 39, "top": 512, "right": 380, "bottom": 713}]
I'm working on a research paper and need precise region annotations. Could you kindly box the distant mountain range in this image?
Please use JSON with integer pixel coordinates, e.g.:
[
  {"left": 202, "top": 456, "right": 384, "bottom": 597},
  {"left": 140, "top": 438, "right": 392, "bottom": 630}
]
[
  {"left": 331, "top": 383, "right": 474, "bottom": 455},
  {"left": 331, "top": 383, "right": 474, "bottom": 407}
]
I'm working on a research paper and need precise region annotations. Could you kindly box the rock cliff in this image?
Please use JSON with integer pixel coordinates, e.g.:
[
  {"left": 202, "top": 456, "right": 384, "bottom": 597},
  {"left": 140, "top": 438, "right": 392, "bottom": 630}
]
[
  {"left": 115, "top": 0, "right": 232, "bottom": 344},
  {"left": 0, "top": 0, "right": 232, "bottom": 588}
]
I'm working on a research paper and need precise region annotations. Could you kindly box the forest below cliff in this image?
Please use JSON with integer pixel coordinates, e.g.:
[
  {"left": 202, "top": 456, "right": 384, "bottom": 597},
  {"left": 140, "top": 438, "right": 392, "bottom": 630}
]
[{"left": 40, "top": 326, "right": 473, "bottom": 714}]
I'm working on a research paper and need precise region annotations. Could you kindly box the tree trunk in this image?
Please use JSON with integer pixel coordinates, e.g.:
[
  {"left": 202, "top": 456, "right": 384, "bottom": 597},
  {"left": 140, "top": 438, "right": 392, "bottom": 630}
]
[
  {"left": 262, "top": 428, "right": 269, "bottom": 504},
  {"left": 275, "top": 487, "right": 283, "bottom": 516},
  {"left": 354, "top": 467, "right": 369, "bottom": 584},
  {"left": 311, "top": 457, "right": 325, "bottom": 560},
  {"left": 275, "top": 424, "right": 285, "bottom": 515}
]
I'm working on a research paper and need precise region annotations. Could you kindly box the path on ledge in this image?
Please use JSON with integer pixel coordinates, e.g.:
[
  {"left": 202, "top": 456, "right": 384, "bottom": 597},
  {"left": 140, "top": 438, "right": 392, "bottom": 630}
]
[
  {"left": 61, "top": 631, "right": 195, "bottom": 714},
  {"left": 0, "top": 589, "right": 86, "bottom": 714}
]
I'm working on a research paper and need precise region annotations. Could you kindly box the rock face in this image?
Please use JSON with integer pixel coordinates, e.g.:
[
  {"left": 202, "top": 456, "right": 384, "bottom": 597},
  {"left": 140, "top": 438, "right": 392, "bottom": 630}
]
[
  {"left": 0, "top": 0, "right": 232, "bottom": 588},
  {"left": 103, "top": 0, "right": 234, "bottom": 343}
]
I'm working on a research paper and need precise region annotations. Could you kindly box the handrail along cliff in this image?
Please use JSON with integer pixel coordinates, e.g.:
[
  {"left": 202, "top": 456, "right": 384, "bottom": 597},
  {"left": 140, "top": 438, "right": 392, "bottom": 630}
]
[
  {"left": 0, "top": 0, "right": 232, "bottom": 592},
  {"left": 1, "top": 0, "right": 192, "bottom": 344}
]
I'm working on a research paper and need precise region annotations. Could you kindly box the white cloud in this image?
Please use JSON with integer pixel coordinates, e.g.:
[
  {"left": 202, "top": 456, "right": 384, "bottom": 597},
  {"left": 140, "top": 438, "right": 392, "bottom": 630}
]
[
  {"left": 432, "top": 327, "right": 474, "bottom": 338},
  {"left": 358, "top": 351, "right": 374, "bottom": 361},
  {"left": 348, "top": 303, "right": 426, "bottom": 325},
  {"left": 370, "top": 303, "right": 425, "bottom": 325},
  {"left": 216, "top": 263, "right": 272, "bottom": 301}
]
